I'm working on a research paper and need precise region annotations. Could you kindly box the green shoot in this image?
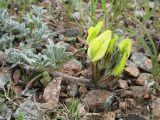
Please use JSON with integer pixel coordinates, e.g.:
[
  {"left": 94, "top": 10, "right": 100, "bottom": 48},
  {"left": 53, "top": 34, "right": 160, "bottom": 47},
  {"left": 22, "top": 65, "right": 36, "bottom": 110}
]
[
  {"left": 86, "top": 21, "right": 132, "bottom": 87},
  {"left": 91, "top": 0, "right": 95, "bottom": 19}
]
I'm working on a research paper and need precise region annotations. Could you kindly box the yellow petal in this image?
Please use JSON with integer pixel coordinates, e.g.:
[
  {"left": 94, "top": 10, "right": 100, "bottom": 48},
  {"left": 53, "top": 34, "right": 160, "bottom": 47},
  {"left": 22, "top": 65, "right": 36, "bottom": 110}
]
[
  {"left": 87, "top": 30, "right": 112, "bottom": 62},
  {"left": 107, "top": 35, "right": 119, "bottom": 54},
  {"left": 87, "top": 21, "right": 103, "bottom": 45},
  {"left": 118, "top": 38, "right": 132, "bottom": 58},
  {"left": 112, "top": 52, "right": 127, "bottom": 76}
]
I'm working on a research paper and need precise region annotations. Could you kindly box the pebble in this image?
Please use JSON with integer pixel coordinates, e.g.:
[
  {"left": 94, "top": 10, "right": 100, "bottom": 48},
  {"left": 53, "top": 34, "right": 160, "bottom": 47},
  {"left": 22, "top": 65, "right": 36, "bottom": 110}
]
[
  {"left": 14, "top": 99, "right": 44, "bottom": 120},
  {"left": 131, "top": 52, "right": 152, "bottom": 72},
  {"left": 118, "top": 79, "right": 128, "bottom": 89},
  {"left": 129, "top": 86, "right": 144, "bottom": 98},
  {"left": 135, "top": 73, "right": 153, "bottom": 86},
  {"left": 124, "top": 66, "right": 139, "bottom": 77},
  {"left": 83, "top": 90, "right": 110, "bottom": 111}
]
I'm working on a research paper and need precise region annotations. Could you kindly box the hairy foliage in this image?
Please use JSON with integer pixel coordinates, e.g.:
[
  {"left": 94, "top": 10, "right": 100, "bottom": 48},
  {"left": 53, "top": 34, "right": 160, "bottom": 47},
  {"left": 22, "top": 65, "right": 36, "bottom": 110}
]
[{"left": 0, "top": 6, "right": 73, "bottom": 70}]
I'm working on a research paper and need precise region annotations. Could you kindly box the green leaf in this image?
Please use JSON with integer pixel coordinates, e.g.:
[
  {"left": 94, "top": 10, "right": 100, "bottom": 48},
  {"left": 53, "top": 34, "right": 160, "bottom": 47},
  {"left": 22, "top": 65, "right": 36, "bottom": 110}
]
[
  {"left": 118, "top": 38, "right": 132, "bottom": 58},
  {"left": 86, "top": 21, "right": 103, "bottom": 45},
  {"left": 107, "top": 35, "right": 119, "bottom": 54},
  {"left": 112, "top": 52, "right": 127, "bottom": 76},
  {"left": 87, "top": 30, "right": 112, "bottom": 62},
  {"left": 112, "top": 38, "right": 132, "bottom": 76}
]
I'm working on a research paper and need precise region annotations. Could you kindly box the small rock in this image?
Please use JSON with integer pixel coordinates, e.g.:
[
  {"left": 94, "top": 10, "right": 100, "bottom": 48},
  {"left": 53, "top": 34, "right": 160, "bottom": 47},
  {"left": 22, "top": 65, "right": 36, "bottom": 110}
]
[
  {"left": 129, "top": 86, "right": 144, "bottom": 97},
  {"left": 63, "top": 28, "right": 80, "bottom": 37},
  {"left": 67, "top": 83, "right": 78, "bottom": 97},
  {"left": 118, "top": 79, "right": 128, "bottom": 89},
  {"left": 62, "top": 59, "right": 82, "bottom": 76},
  {"left": 150, "top": 98, "right": 160, "bottom": 120},
  {"left": 43, "top": 77, "right": 62, "bottom": 109},
  {"left": 14, "top": 99, "right": 44, "bottom": 120},
  {"left": 131, "top": 52, "right": 152, "bottom": 72},
  {"left": 135, "top": 73, "right": 153, "bottom": 86},
  {"left": 83, "top": 90, "right": 110, "bottom": 111},
  {"left": 124, "top": 66, "right": 139, "bottom": 77},
  {"left": 102, "top": 112, "right": 116, "bottom": 120}
]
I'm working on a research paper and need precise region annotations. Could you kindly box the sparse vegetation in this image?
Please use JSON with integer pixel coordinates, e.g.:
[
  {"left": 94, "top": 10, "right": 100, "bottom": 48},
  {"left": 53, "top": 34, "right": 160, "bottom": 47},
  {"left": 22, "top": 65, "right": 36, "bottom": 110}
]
[{"left": 0, "top": 0, "right": 159, "bottom": 120}]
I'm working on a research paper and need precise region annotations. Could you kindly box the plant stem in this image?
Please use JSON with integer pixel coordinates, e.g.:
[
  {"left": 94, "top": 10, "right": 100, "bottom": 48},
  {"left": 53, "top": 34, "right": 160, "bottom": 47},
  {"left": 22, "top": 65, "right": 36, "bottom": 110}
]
[{"left": 92, "top": 62, "right": 99, "bottom": 87}]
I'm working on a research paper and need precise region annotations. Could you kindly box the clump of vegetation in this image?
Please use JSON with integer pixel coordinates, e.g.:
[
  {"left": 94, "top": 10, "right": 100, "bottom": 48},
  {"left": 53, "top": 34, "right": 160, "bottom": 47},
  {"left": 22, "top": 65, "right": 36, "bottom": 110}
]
[
  {"left": 0, "top": 6, "right": 73, "bottom": 70},
  {"left": 86, "top": 21, "right": 132, "bottom": 88}
]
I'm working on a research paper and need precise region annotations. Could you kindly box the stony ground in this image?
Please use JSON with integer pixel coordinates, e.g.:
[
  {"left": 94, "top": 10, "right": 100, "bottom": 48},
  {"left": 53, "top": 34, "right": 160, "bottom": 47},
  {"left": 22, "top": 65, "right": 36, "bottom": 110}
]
[{"left": 0, "top": 0, "right": 160, "bottom": 120}]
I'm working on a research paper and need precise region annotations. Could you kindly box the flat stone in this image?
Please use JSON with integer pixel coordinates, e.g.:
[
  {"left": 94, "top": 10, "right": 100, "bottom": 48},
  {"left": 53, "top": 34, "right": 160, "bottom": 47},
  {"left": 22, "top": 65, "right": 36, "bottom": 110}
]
[
  {"left": 135, "top": 73, "right": 153, "bottom": 86},
  {"left": 14, "top": 99, "right": 44, "bottom": 120},
  {"left": 124, "top": 66, "right": 139, "bottom": 77},
  {"left": 129, "top": 86, "right": 144, "bottom": 98},
  {"left": 131, "top": 52, "right": 152, "bottom": 72},
  {"left": 150, "top": 98, "right": 160, "bottom": 120},
  {"left": 118, "top": 79, "right": 128, "bottom": 89},
  {"left": 43, "top": 77, "right": 62, "bottom": 110},
  {"left": 63, "top": 28, "right": 80, "bottom": 37},
  {"left": 83, "top": 90, "right": 110, "bottom": 111}
]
